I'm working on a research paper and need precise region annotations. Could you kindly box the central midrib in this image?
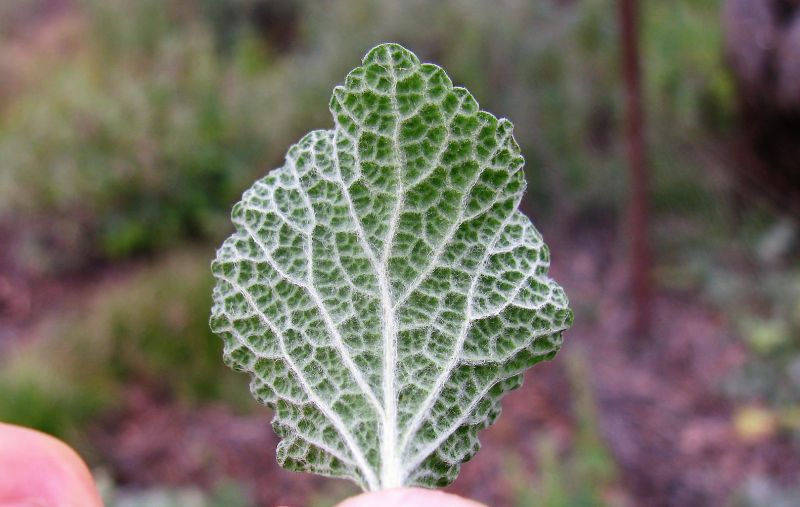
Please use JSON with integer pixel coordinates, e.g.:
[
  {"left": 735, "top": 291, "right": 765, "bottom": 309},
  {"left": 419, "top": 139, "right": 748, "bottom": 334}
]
[
  {"left": 377, "top": 265, "right": 400, "bottom": 488},
  {"left": 377, "top": 60, "right": 404, "bottom": 489}
]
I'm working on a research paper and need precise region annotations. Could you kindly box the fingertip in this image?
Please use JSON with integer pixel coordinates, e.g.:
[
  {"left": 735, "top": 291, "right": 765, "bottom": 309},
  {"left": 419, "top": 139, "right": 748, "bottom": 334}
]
[
  {"left": 335, "top": 487, "right": 486, "bottom": 507},
  {"left": 0, "top": 422, "right": 104, "bottom": 507}
]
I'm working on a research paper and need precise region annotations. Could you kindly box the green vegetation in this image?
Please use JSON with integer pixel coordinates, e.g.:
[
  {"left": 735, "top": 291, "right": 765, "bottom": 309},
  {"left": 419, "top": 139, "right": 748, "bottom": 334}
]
[
  {"left": 0, "top": 0, "right": 731, "bottom": 269},
  {"left": 2, "top": 3, "right": 263, "bottom": 262},
  {"left": 507, "top": 352, "right": 623, "bottom": 507},
  {"left": 711, "top": 253, "right": 800, "bottom": 438},
  {"left": 0, "top": 250, "right": 255, "bottom": 441},
  {"left": 98, "top": 476, "right": 252, "bottom": 507}
]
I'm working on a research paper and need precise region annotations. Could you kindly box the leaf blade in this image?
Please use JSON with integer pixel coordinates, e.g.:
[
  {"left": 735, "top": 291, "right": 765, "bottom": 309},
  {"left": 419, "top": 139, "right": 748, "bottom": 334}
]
[{"left": 211, "top": 43, "right": 572, "bottom": 490}]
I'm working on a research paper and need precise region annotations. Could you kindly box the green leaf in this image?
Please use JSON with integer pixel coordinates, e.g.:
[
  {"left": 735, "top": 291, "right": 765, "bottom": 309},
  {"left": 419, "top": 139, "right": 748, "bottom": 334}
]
[{"left": 210, "top": 43, "right": 572, "bottom": 490}]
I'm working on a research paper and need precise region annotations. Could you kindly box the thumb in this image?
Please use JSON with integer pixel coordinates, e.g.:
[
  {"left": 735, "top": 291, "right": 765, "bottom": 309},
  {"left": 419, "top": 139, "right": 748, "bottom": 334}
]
[
  {"left": 335, "top": 487, "right": 486, "bottom": 507},
  {"left": 0, "top": 422, "right": 104, "bottom": 507}
]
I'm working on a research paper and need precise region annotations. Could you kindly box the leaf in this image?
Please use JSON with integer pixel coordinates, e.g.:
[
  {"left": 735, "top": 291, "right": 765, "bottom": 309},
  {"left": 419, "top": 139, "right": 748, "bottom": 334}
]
[{"left": 210, "top": 43, "right": 572, "bottom": 490}]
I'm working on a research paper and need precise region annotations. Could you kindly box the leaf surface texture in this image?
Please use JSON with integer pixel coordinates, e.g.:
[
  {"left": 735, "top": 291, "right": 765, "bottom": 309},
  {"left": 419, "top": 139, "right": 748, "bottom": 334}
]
[{"left": 211, "top": 43, "right": 572, "bottom": 490}]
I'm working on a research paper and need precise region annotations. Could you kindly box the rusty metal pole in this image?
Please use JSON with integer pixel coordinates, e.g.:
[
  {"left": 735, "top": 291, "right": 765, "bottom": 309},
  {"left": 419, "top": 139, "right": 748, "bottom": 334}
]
[{"left": 620, "top": 0, "right": 652, "bottom": 340}]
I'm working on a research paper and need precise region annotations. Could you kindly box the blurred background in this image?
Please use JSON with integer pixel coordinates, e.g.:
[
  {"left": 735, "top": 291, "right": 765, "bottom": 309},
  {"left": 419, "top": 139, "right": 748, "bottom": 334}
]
[{"left": 1, "top": 0, "right": 799, "bottom": 505}]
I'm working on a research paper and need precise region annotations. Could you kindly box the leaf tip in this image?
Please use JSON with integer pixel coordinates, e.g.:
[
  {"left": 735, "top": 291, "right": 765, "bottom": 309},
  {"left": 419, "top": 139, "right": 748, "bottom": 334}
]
[{"left": 362, "top": 42, "right": 420, "bottom": 70}]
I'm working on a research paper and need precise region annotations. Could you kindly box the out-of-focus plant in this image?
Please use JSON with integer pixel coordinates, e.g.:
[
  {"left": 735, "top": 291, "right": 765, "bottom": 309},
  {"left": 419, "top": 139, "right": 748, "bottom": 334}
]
[
  {"left": 99, "top": 478, "right": 252, "bottom": 507},
  {"left": 1, "top": 0, "right": 734, "bottom": 271},
  {"left": 705, "top": 220, "right": 800, "bottom": 440},
  {"left": 0, "top": 249, "right": 256, "bottom": 441},
  {"left": 723, "top": 268, "right": 800, "bottom": 427},
  {"left": 0, "top": 0, "right": 309, "bottom": 266},
  {"left": 507, "top": 351, "right": 624, "bottom": 507}
]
